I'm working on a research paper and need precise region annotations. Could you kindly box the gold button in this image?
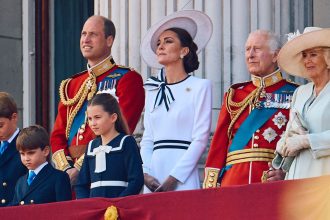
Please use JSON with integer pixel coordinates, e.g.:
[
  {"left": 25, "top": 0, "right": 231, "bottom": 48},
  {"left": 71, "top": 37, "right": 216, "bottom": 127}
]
[
  {"left": 254, "top": 136, "right": 259, "bottom": 140},
  {"left": 209, "top": 172, "right": 215, "bottom": 177},
  {"left": 20, "top": 201, "right": 24, "bottom": 205},
  {"left": 81, "top": 124, "right": 86, "bottom": 129},
  {"left": 1, "top": 199, "right": 6, "bottom": 204},
  {"left": 79, "top": 128, "right": 85, "bottom": 134},
  {"left": 209, "top": 178, "right": 214, "bottom": 182},
  {"left": 2, "top": 182, "right": 7, "bottom": 187},
  {"left": 253, "top": 143, "right": 259, "bottom": 148},
  {"left": 256, "top": 129, "right": 260, "bottom": 133},
  {"left": 208, "top": 183, "right": 213, "bottom": 188},
  {"left": 78, "top": 135, "right": 84, "bottom": 140},
  {"left": 30, "top": 200, "right": 34, "bottom": 204}
]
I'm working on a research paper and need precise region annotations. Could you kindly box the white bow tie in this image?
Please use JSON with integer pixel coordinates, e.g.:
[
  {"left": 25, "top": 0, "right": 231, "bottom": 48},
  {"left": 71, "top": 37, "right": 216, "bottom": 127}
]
[{"left": 92, "top": 145, "right": 112, "bottom": 173}]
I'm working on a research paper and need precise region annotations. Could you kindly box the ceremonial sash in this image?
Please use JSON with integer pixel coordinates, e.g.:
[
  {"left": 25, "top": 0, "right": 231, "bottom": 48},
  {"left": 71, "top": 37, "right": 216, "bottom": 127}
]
[
  {"left": 220, "top": 83, "right": 296, "bottom": 176},
  {"left": 68, "top": 68, "right": 129, "bottom": 145}
]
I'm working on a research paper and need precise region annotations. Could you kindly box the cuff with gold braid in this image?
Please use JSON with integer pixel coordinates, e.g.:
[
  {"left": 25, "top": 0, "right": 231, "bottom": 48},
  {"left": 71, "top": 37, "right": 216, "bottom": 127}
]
[
  {"left": 74, "top": 154, "right": 85, "bottom": 171},
  {"left": 203, "top": 168, "right": 220, "bottom": 189},
  {"left": 52, "top": 149, "right": 72, "bottom": 171}
]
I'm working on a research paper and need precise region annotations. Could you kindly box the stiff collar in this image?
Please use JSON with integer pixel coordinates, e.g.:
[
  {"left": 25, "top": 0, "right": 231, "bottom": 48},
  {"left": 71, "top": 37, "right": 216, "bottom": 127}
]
[
  {"left": 251, "top": 69, "right": 283, "bottom": 88},
  {"left": 87, "top": 55, "right": 116, "bottom": 77}
]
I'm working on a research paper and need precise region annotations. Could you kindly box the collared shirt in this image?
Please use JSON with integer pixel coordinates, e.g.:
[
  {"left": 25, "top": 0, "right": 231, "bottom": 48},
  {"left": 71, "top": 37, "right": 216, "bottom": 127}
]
[
  {"left": 31, "top": 161, "right": 48, "bottom": 175},
  {"left": 2, "top": 128, "right": 19, "bottom": 145}
]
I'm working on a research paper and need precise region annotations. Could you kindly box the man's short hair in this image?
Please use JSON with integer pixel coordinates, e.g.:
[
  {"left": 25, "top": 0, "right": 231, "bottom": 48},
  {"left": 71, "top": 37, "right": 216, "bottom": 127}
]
[
  {"left": 0, "top": 92, "right": 17, "bottom": 119},
  {"left": 102, "top": 17, "right": 116, "bottom": 39},
  {"left": 249, "top": 30, "right": 281, "bottom": 53},
  {"left": 16, "top": 125, "right": 49, "bottom": 152}
]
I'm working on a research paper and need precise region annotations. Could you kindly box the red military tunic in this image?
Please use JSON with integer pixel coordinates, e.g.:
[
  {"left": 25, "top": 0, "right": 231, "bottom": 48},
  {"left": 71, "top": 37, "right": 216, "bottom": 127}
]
[
  {"left": 51, "top": 56, "right": 145, "bottom": 171},
  {"left": 204, "top": 70, "right": 297, "bottom": 187}
]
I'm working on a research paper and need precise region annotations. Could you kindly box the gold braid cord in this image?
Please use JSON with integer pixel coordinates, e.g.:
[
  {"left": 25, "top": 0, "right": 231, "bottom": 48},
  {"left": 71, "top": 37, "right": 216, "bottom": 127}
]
[
  {"left": 59, "top": 73, "right": 97, "bottom": 138},
  {"left": 226, "top": 87, "right": 262, "bottom": 138}
]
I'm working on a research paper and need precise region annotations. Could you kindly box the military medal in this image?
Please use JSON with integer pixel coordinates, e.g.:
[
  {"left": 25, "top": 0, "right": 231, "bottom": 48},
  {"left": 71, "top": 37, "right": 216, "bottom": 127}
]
[
  {"left": 262, "top": 127, "right": 277, "bottom": 143},
  {"left": 272, "top": 111, "right": 287, "bottom": 129}
]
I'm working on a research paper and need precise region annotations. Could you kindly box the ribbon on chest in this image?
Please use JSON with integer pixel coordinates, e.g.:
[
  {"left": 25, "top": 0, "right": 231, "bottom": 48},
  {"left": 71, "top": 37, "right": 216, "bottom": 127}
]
[
  {"left": 86, "top": 135, "right": 128, "bottom": 173},
  {"left": 90, "top": 145, "right": 113, "bottom": 173},
  {"left": 144, "top": 68, "right": 175, "bottom": 111}
]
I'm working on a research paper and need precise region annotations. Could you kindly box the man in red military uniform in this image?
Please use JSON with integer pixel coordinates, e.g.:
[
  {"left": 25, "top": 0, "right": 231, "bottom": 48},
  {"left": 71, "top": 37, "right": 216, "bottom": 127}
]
[
  {"left": 51, "top": 16, "right": 145, "bottom": 184},
  {"left": 203, "top": 30, "right": 297, "bottom": 188}
]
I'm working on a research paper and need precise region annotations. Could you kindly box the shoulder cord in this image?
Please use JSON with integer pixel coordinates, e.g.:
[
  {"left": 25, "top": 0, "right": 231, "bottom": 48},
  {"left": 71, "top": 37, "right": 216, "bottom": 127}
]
[
  {"left": 59, "top": 73, "right": 97, "bottom": 138},
  {"left": 226, "top": 87, "right": 262, "bottom": 138}
]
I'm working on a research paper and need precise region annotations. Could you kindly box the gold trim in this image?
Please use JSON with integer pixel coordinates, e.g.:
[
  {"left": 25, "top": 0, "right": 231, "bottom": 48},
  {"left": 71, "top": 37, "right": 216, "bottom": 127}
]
[
  {"left": 226, "top": 157, "right": 274, "bottom": 166},
  {"left": 227, "top": 148, "right": 275, "bottom": 156},
  {"left": 202, "top": 168, "right": 220, "bottom": 189},
  {"left": 74, "top": 154, "right": 85, "bottom": 171},
  {"left": 52, "top": 149, "right": 72, "bottom": 171},
  {"left": 251, "top": 70, "right": 283, "bottom": 88},
  {"left": 226, "top": 87, "right": 262, "bottom": 138},
  {"left": 59, "top": 57, "right": 116, "bottom": 139},
  {"left": 88, "top": 56, "right": 116, "bottom": 77},
  {"left": 225, "top": 148, "right": 275, "bottom": 166}
]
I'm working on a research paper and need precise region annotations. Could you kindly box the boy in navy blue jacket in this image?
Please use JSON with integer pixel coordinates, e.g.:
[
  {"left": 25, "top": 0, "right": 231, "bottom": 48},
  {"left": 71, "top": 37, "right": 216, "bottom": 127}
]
[
  {"left": 0, "top": 92, "right": 27, "bottom": 207},
  {"left": 11, "top": 125, "right": 72, "bottom": 206}
]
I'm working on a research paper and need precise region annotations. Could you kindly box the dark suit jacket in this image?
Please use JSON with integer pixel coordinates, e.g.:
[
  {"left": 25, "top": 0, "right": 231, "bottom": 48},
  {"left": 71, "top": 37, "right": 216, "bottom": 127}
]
[
  {"left": 0, "top": 133, "right": 28, "bottom": 207},
  {"left": 11, "top": 163, "right": 72, "bottom": 206}
]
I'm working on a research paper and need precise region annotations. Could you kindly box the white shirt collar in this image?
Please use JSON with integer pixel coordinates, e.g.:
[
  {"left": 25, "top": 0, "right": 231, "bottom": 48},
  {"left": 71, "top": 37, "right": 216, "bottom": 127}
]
[
  {"left": 5, "top": 128, "right": 19, "bottom": 144},
  {"left": 31, "top": 161, "right": 48, "bottom": 175}
]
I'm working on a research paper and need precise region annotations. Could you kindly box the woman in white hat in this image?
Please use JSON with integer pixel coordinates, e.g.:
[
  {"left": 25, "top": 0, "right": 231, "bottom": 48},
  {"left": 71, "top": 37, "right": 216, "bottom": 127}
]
[
  {"left": 276, "top": 27, "right": 330, "bottom": 180},
  {"left": 140, "top": 10, "right": 213, "bottom": 192}
]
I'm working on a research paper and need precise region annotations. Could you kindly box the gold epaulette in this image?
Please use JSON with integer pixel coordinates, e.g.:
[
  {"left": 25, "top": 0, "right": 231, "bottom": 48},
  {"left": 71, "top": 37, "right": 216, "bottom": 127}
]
[
  {"left": 52, "top": 149, "right": 72, "bottom": 171},
  {"left": 286, "top": 78, "right": 300, "bottom": 87},
  {"left": 203, "top": 168, "right": 220, "bottom": 189},
  {"left": 74, "top": 154, "right": 85, "bottom": 171}
]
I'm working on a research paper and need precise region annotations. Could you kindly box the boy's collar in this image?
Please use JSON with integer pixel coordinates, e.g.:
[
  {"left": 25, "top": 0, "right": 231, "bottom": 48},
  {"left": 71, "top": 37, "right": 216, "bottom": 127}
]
[
  {"left": 6, "top": 128, "right": 19, "bottom": 144},
  {"left": 31, "top": 161, "right": 48, "bottom": 175}
]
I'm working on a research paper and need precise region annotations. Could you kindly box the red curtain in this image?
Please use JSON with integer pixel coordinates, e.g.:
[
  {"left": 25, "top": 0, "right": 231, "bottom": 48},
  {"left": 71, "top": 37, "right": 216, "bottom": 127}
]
[{"left": 1, "top": 175, "right": 330, "bottom": 220}]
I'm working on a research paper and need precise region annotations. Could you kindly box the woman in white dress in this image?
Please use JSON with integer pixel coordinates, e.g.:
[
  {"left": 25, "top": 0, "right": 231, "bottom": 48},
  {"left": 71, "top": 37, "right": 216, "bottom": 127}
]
[
  {"left": 140, "top": 10, "right": 213, "bottom": 192},
  {"left": 275, "top": 27, "right": 330, "bottom": 179}
]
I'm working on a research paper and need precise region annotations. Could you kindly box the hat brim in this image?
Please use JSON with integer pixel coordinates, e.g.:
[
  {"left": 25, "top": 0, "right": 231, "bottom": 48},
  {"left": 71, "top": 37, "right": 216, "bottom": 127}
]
[
  {"left": 278, "top": 28, "right": 330, "bottom": 78},
  {"left": 140, "top": 10, "right": 213, "bottom": 69}
]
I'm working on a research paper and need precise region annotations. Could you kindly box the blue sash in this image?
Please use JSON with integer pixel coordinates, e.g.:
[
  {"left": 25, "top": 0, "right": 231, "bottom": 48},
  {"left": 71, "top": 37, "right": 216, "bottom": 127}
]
[
  {"left": 67, "top": 68, "right": 129, "bottom": 145},
  {"left": 219, "top": 83, "right": 296, "bottom": 176}
]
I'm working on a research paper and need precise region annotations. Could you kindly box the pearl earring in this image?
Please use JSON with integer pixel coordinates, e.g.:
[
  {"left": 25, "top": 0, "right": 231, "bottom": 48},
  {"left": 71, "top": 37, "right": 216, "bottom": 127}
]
[{"left": 180, "top": 54, "right": 184, "bottom": 59}]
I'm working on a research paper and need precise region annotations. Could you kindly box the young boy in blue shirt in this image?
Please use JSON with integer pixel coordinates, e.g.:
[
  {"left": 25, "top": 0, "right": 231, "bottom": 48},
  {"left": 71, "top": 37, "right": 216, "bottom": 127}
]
[
  {"left": 11, "top": 125, "right": 72, "bottom": 206},
  {"left": 0, "top": 92, "right": 27, "bottom": 207}
]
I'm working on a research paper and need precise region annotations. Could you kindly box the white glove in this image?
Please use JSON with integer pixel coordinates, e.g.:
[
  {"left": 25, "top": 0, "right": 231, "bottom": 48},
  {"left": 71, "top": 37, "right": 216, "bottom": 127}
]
[{"left": 281, "top": 134, "right": 310, "bottom": 157}]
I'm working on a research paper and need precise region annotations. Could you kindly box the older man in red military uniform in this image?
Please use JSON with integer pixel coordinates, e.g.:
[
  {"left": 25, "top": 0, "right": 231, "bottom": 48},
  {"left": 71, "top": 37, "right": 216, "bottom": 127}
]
[
  {"left": 203, "top": 30, "right": 297, "bottom": 187},
  {"left": 51, "top": 16, "right": 144, "bottom": 184}
]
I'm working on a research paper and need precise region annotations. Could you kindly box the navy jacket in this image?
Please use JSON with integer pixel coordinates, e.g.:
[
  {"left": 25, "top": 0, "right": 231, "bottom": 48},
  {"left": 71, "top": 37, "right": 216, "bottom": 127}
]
[
  {"left": 11, "top": 163, "right": 72, "bottom": 206},
  {"left": 0, "top": 134, "right": 27, "bottom": 207},
  {"left": 75, "top": 134, "right": 143, "bottom": 198}
]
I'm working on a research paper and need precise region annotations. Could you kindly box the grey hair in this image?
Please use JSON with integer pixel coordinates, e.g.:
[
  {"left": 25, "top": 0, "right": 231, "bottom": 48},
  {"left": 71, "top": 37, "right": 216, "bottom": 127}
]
[{"left": 249, "top": 30, "right": 281, "bottom": 53}]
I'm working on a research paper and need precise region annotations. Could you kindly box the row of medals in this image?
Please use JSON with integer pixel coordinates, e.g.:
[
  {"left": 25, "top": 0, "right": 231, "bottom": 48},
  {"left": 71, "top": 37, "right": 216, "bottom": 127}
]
[{"left": 253, "top": 89, "right": 293, "bottom": 110}]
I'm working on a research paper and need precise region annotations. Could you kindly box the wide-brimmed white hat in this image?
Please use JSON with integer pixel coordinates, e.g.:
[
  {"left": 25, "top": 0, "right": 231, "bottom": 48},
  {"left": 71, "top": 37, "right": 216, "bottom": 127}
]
[
  {"left": 140, "top": 10, "right": 213, "bottom": 69},
  {"left": 278, "top": 27, "right": 330, "bottom": 78}
]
